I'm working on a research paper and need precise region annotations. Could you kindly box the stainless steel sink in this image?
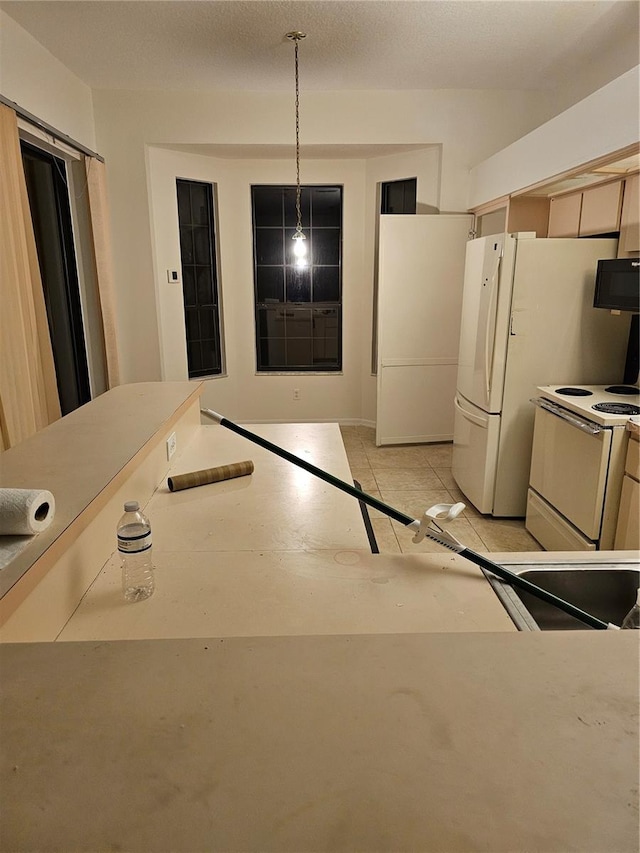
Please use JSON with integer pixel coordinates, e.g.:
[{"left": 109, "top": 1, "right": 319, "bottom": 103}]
[{"left": 485, "top": 561, "right": 640, "bottom": 631}]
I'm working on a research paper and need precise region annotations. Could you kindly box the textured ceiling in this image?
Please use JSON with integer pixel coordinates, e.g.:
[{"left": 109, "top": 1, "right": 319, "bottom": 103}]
[{"left": 1, "top": 0, "right": 638, "bottom": 93}]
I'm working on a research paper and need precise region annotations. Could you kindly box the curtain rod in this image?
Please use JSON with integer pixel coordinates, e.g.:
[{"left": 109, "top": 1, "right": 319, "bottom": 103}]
[{"left": 0, "top": 93, "right": 104, "bottom": 162}]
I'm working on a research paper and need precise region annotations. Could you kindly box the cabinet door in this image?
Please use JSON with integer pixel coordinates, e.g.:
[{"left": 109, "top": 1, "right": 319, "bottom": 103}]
[
  {"left": 614, "top": 475, "right": 640, "bottom": 549},
  {"left": 548, "top": 193, "right": 581, "bottom": 237},
  {"left": 579, "top": 181, "right": 622, "bottom": 236},
  {"left": 619, "top": 174, "right": 640, "bottom": 253}
]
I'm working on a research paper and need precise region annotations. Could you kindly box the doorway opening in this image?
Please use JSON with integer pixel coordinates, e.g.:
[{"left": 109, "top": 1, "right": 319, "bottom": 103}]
[{"left": 21, "top": 140, "right": 91, "bottom": 415}]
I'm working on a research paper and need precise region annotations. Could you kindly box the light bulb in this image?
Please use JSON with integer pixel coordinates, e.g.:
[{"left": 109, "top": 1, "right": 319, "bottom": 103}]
[{"left": 292, "top": 233, "right": 308, "bottom": 267}]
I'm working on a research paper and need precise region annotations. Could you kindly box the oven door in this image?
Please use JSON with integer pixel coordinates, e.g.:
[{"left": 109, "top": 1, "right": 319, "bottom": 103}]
[{"left": 529, "top": 400, "right": 612, "bottom": 541}]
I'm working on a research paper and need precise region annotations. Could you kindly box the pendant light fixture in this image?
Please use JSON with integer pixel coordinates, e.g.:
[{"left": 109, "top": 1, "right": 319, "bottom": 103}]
[{"left": 286, "top": 30, "right": 308, "bottom": 267}]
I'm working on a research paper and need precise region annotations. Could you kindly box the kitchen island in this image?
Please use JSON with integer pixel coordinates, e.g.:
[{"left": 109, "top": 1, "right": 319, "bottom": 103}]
[{"left": 0, "top": 382, "right": 637, "bottom": 852}]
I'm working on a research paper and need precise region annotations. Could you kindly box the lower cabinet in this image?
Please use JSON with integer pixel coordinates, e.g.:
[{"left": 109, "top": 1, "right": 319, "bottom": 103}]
[{"left": 615, "top": 433, "right": 639, "bottom": 549}]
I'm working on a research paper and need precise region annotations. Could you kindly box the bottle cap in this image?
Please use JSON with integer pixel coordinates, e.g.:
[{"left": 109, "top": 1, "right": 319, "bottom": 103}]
[{"left": 124, "top": 501, "right": 140, "bottom": 512}]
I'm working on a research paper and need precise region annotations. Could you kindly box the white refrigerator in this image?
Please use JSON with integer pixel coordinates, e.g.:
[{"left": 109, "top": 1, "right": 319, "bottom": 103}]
[
  {"left": 451, "top": 232, "right": 629, "bottom": 517},
  {"left": 376, "top": 213, "right": 473, "bottom": 445}
]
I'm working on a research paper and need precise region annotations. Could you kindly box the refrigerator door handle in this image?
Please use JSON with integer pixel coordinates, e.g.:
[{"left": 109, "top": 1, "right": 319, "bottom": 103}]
[
  {"left": 484, "top": 254, "right": 501, "bottom": 401},
  {"left": 454, "top": 395, "right": 488, "bottom": 428},
  {"left": 531, "top": 397, "right": 602, "bottom": 435}
]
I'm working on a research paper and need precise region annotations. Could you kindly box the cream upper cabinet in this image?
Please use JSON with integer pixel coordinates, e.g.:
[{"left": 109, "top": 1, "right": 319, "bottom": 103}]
[
  {"left": 548, "top": 193, "right": 582, "bottom": 237},
  {"left": 579, "top": 181, "right": 623, "bottom": 236},
  {"left": 548, "top": 180, "right": 624, "bottom": 239},
  {"left": 619, "top": 173, "right": 640, "bottom": 253}
]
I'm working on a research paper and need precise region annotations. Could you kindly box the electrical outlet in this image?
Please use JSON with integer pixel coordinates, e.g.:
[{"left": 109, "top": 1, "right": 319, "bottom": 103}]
[
  {"left": 166, "top": 431, "right": 177, "bottom": 460},
  {"left": 293, "top": 389, "right": 300, "bottom": 400}
]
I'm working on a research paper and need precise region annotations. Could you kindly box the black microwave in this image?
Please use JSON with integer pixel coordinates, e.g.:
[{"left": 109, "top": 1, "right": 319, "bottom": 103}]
[{"left": 593, "top": 258, "right": 640, "bottom": 312}]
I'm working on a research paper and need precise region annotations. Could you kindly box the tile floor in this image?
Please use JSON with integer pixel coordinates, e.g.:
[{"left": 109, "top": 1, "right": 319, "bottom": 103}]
[{"left": 340, "top": 425, "right": 543, "bottom": 555}]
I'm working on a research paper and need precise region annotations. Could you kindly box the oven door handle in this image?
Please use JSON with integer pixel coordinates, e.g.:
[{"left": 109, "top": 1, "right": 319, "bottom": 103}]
[{"left": 531, "top": 397, "right": 602, "bottom": 435}]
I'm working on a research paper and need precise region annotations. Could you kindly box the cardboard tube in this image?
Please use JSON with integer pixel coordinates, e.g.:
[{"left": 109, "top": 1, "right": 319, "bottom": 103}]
[{"left": 168, "top": 460, "right": 254, "bottom": 492}]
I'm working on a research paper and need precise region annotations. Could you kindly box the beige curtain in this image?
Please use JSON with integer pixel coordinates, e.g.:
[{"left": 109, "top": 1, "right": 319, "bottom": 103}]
[
  {"left": 0, "top": 103, "right": 61, "bottom": 449},
  {"left": 84, "top": 157, "right": 120, "bottom": 387}
]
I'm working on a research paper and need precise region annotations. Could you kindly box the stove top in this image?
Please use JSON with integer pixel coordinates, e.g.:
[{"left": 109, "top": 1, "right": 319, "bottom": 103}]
[{"left": 537, "top": 384, "right": 640, "bottom": 426}]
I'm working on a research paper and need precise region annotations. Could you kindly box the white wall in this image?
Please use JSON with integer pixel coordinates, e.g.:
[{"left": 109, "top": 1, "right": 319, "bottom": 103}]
[
  {"left": 148, "top": 147, "right": 367, "bottom": 422},
  {"left": 469, "top": 67, "right": 640, "bottom": 208},
  {"left": 93, "top": 87, "right": 556, "bottom": 422},
  {"left": 0, "top": 10, "right": 96, "bottom": 149},
  {"left": 148, "top": 144, "right": 446, "bottom": 424},
  {"left": 3, "top": 6, "right": 637, "bottom": 424}
]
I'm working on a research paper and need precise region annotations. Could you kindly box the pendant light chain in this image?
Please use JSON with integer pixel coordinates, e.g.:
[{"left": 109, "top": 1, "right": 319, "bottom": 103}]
[
  {"left": 294, "top": 36, "right": 302, "bottom": 236},
  {"left": 286, "top": 31, "right": 307, "bottom": 264}
]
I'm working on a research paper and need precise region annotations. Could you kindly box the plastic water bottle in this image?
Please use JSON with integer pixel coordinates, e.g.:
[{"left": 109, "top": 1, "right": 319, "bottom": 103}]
[
  {"left": 621, "top": 588, "right": 640, "bottom": 629},
  {"left": 117, "top": 501, "right": 155, "bottom": 603}
]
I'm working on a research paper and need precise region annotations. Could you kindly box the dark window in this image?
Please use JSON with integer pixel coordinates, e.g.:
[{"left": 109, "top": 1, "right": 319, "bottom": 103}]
[
  {"left": 381, "top": 178, "right": 417, "bottom": 214},
  {"left": 252, "top": 185, "right": 342, "bottom": 371},
  {"left": 176, "top": 179, "right": 223, "bottom": 377},
  {"left": 21, "top": 141, "right": 91, "bottom": 415}
]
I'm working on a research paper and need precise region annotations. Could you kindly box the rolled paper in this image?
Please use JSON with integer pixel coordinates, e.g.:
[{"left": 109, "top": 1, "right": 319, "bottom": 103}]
[
  {"left": 168, "top": 460, "right": 254, "bottom": 492},
  {"left": 0, "top": 489, "right": 56, "bottom": 535}
]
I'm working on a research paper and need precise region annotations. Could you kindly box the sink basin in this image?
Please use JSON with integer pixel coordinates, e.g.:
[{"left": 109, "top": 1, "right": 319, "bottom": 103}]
[{"left": 486, "top": 562, "right": 640, "bottom": 631}]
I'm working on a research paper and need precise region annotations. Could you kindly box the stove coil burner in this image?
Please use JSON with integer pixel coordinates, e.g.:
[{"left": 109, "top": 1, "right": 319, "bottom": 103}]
[
  {"left": 555, "top": 387, "right": 593, "bottom": 396},
  {"left": 604, "top": 385, "right": 640, "bottom": 396},
  {"left": 592, "top": 402, "right": 640, "bottom": 415}
]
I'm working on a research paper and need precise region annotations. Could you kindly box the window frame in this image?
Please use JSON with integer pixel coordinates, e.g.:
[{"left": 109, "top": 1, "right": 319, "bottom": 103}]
[
  {"left": 251, "top": 183, "right": 343, "bottom": 374},
  {"left": 176, "top": 178, "right": 225, "bottom": 379}
]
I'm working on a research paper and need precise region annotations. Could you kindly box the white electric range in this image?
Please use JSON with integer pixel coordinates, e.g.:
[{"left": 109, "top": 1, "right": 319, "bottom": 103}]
[{"left": 526, "top": 384, "right": 640, "bottom": 551}]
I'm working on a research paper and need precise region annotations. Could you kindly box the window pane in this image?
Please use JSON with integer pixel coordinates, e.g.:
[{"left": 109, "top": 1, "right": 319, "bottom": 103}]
[
  {"left": 200, "top": 307, "right": 217, "bottom": 340},
  {"left": 313, "top": 307, "right": 339, "bottom": 335},
  {"left": 252, "top": 184, "right": 342, "bottom": 372},
  {"left": 176, "top": 179, "right": 223, "bottom": 377},
  {"left": 196, "top": 267, "right": 214, "bottom": 305},
  {"left": 190, "top": 183, "right": 208, "bottom": 226},
  {"left": 311, "top": 188, "right": 341, "bottom": 226},
  {"left": 187, "top": 339, "right": 202, "bottom": 374},
  {"left": 285, "top": 265, "right": 311, "bottom": 302},
  {"left": 286, "top": 308, "right": 312, "bottom": 337},
  {"left": 177, "top": 182, "right": 191, "bottom": 223},
  {"left": 258, "top": 306, "right": 286, "bottom": 338},
  {"left": 183, "top": 267, "right": 196, "bottom": 306},
  {"left": 255, "top": 228, "right": 283, "bottom": 265},
  {"left": 193, "top": 226, "right": 211, "bottom": 265},
  {"left": 284, "top": 187, "right": 311, "bottom": 228},
  {"left": 381, "top": 178, "right": 417, "bottom": 214},
  {"left": 257, "top": 267, "right": 284, "bottom": 302},
  {"left": 312, "top": 229, "right": 340, "bottom": 265},
  {"left": 179, "top": 226, "right": 194, "bottom": 264},
  {"left": 253, "top": 187, "right": 283, "bottom": 227},
  {"left": 259, "top": 337, "right": 286, "bottom": 368},
  {"left": 184, "top": 307, "right": 200, "bottom": 341},
  {"left": 284, "top": 229, "right": 308, "bottom": 265},
  {"left": 201, "top": 333, "right": 220, "bottom": 372},
  {"left": 313, "top": 335, "right": 339, "bottom": 365},
  {"left": 313, "top": 267, "right": 340, "bottom": 302},
  {"left": 287, "top": 337, "right": 312, "bottom": 367}
]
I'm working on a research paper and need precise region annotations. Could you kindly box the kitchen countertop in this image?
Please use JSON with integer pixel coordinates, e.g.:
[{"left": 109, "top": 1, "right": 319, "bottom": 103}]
[
  {"left": 0, "top": 383, "right": 638, "bottom": 851},
  {"left": 0, "top": 381, "right": 201, "bottom": 603},
  {"left": 57, "top": 420, "right": 515, "bottom": 641},
  {"left": 1, "top": 630, "right": 637, "bottom": 852}
]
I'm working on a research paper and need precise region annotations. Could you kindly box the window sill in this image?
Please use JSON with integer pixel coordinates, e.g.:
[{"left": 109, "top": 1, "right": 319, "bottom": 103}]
[
  {"left": 255, "top": 371, "right": 344, "bottom": 377},
  {"left": 189, "top": 372, "right": 227, "bottom": 381}
]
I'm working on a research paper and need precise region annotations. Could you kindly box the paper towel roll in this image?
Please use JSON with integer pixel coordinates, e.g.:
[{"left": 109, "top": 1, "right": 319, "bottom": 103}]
[{"left": 0, "top": 489, "right": 56, "bottom": 536}]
